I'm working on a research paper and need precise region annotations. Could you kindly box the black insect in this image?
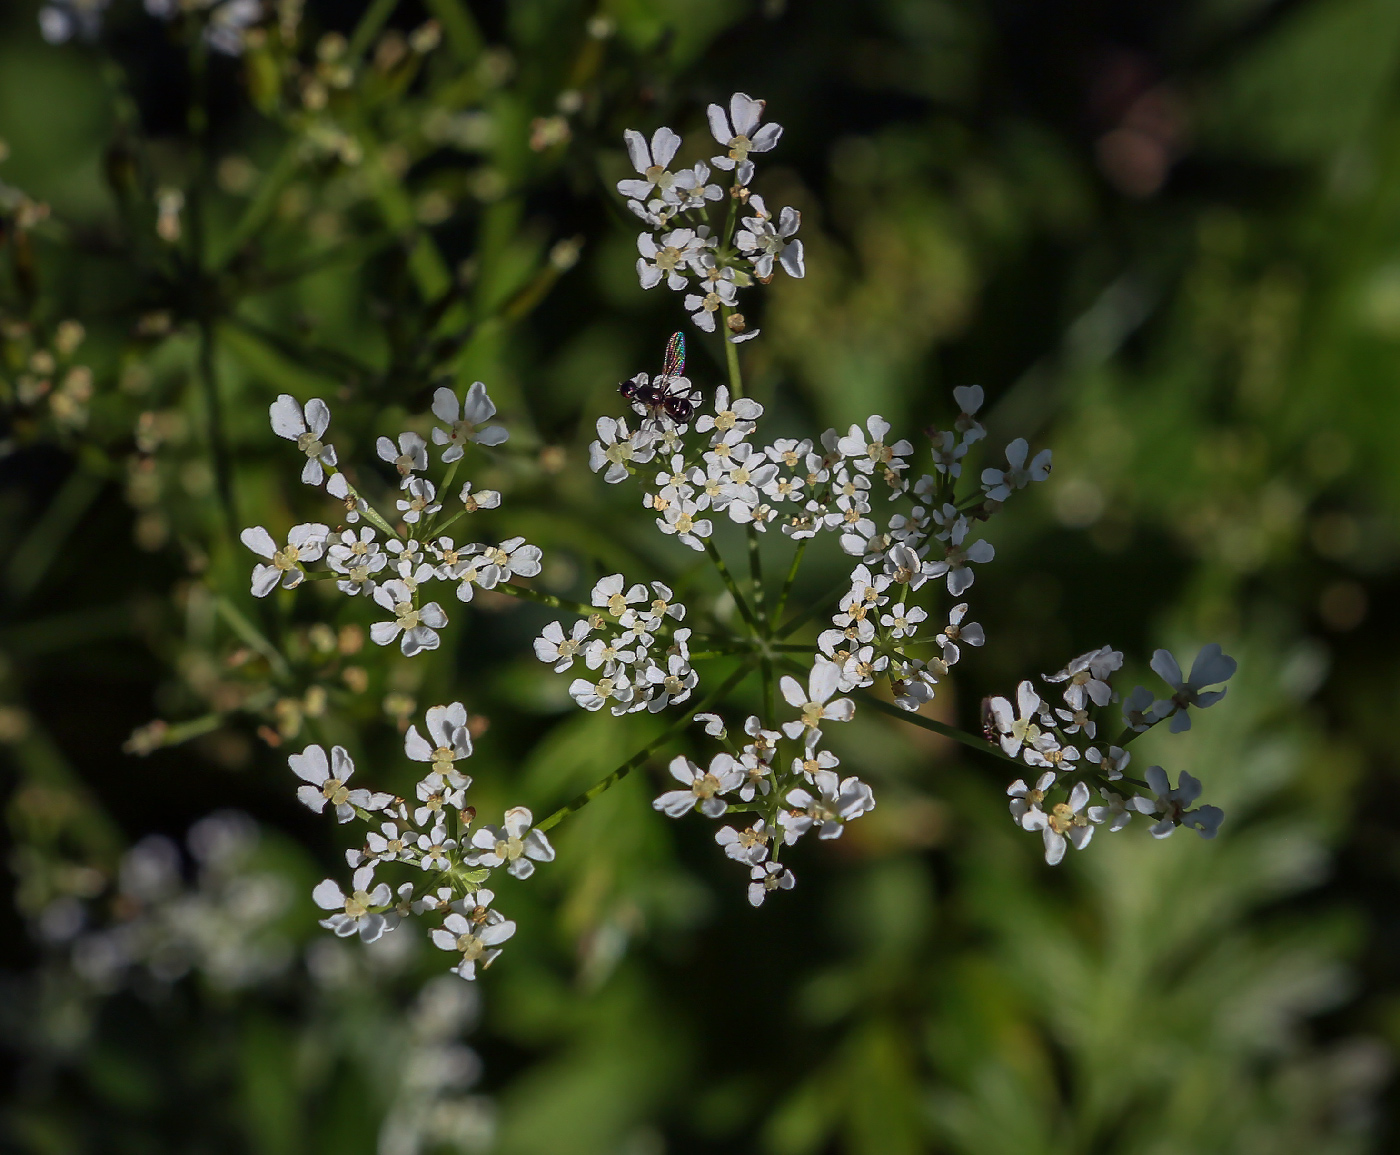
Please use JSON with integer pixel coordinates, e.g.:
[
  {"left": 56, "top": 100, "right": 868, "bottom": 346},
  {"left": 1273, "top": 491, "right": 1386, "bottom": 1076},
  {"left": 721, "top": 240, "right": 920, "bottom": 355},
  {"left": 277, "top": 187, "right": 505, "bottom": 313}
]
[{"left": 619, "top": 332, "right": 701, "bottom": 428}]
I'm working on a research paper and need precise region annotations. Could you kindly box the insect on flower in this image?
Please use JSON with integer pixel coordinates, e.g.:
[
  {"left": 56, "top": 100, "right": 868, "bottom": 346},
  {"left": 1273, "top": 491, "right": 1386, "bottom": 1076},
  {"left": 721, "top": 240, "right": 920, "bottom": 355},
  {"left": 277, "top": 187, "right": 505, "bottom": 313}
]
[{"left": 619, "top": 332, "right": 702, "bottom": 428}]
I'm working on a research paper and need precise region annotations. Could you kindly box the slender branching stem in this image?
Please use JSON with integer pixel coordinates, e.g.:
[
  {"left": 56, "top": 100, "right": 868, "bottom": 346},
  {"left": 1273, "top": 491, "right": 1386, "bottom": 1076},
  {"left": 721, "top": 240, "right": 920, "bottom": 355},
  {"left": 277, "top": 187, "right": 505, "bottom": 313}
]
[{"left": 535, "top": 661, "right": 756, "bottom": 834}]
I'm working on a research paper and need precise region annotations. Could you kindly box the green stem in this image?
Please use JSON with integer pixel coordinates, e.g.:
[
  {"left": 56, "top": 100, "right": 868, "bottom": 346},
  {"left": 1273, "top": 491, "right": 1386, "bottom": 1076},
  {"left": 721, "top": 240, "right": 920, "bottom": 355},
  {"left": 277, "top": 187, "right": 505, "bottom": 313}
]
[
  {"left": 775, "top": 573, "right": 851, "bottom": 640},
  {"left": 347, "top": 0, "right": 399, "bottom": 62},
  {"left": 722, "top": 308, "right": 743, "bottom": 397},
  {"left": 491, "top": 581, "right": 596, "bottom": 618},
  {"left": 772, "top": 539, "right": 807, "bottom": 625},
  {"left": 535, "top": 661, "right": 755, "bottom": 834},
  {"left": 215, "top": 596, "right": 291, "bottom": 681},
  {"left": 198, "top": 319, "right": 239, "bottom": 543},
  {"left": 851, "top": 687, "right": 1021, "bottom": 767},
  {"left": 704, "top": 539, "right": 758, "bottom": 632},
  {"left": 746, "top": 525, "right": 767, "bottom": 632}
]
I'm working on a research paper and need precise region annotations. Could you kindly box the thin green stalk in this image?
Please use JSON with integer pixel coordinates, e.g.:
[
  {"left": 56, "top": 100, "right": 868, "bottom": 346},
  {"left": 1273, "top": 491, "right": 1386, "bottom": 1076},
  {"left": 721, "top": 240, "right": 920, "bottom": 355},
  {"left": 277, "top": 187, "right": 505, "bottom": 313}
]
[
  {"left": 492, "top": 582, "right": 596, "bottom": 618},
  {"left": 704, "top": 539, "right": 759, "bottom": 632},
  {"left": 775, "top": 573, "right": 852, "bottom": 639},
  {"left": 722, "top": 311, "right": 743, "bottom": 397},
  {"left": 214, "top": 142, "right": 299, "bottom": 270},
  {"left": 199, "top": 320, "right": 239, "bottom": 542},
  {"left": 215, "top": 597, "right": 291, "bottom": 681},
  {"left": 347, "top": 0, "right": 399, "bottom": 62},
  {"left": 535, "top": 661, "right": 755, "bottom": 834},
  {"left": 746, "top": 525, "right": 767, "bottom": 631},
  {"left": 851, "top": 688, "right": 1021, "bottom": 767},
  {"left": 772, "top": 539, "right": 807, "bottom": 624}
]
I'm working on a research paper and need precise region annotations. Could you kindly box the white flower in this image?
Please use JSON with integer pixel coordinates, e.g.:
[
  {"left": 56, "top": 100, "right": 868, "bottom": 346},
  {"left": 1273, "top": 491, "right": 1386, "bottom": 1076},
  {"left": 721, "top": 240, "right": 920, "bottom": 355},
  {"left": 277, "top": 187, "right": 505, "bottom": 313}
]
[
  {"left": 952, "top": 384, "right": 986, "bottom": 443},
  {"left": 791, "top": 736, "right": 841, "bottom": 782},
  {"left": 313, "top": 867, "right": 392, "bottom": 942},
  {"left": 683, "top": 277, "right": 737, "bottom": 333},
  {"left": 588, "top": 415, "right": 656, "bottom": 483},
  {"left": 636, "top": 227, "right": 709, "bottom": 290},
  {"left": 376, "top": 431, "right": 428, "bottom": 479},
  {"left": 880, "top": 602, "right": 927, "bottom": 640},
  {"left": 923, "top": 521, "right": 994, "bottom": 596},
  {"left": 458, "top": 481, "right": 502, "bottom": 512},
  {"left": 707, "top": 92, "right": 783, "bottom": 171},
  {"left": 429, "top": 891, "right": 515, "bottom": 980},
  {"left": 1149, "top": 644, "right": 1238, "bottom": 732},
  {"left": 327, "top": 527, "right": 386, "bottom": 595},
  {"left": 534, "top": 619, "right": 593, "bottom": 671},
  {"left": 326, "top": 471, "right": 368, "bottom": 523},
  {"left": 715, "top": 821, "right": 771, "bottom": 865},
  {"left": 657, "top": 496, "right": 713, "bottom": 550},
  {"left": 1023, "top": 780, "right": 1094, "bottom": 865},
  {"left": 1129, "top": 767, "right": 1225, "bottom": 839},
  {"left": 371, "top": 579, "right": 448, "bottom": 656},
  {"left": 1087, "top": 790, "right": 1134, "bottom": 832},
  {"left": 405, "top": 702, "right": 474, "bottom": 782},
  {"left": 748, "top": 861, "right": 795, "bottom": 907},
  {"left": 938, "top": 603, "right": 984, "bottom": 664},
  {"left": 468, "top": 807, "right": 556, "bottom": 879},
  {"left": 1122, "top": 684, "right": 1170, "bottom": 732},
  {"left": 1084, "top": 745, "right": 1129, "bottom": 781},
  {"left": 836, "top": 415, "right": 913, "bottom": 475},
  {"left": 617, "top": 125, "right": 682, "bottom": 202},
  {"left": 694, "top": 712, "right": 728, "bottom": 739},
  {"left": 397, "top": 478, "right": 442, "bottom": 525},
  {"left": 981, "top": 438, "right": 1052, "bottom": 502},
  {"left": 416, "top": 824, "right": 459, "bottom": 871},
  {"left": 360, "top": 822, "right": 417, "bottom": 865},
  {"left": 472, "top": 537, "right": 542, "bottom": 588},
  {"left": 240, "top": 522, "right": 328, "bottom": 597},
  {"left": 653, "top": 753, "right": 743, "bottom": 818},
  {"left": 667, "top": 161, "right": 725, "bottom": 212},
  {"left": 1007, "top": 769, "right": 1056, "bottom": 828},
  {"left": 290, "top": 743, "right": 370, "bottom": 823},
  {"left": 779, "top": 769, "right": 875, "bottom": 843},
  {"left": 568, "top": 671, "right": 634, "bottom": 713},
  {"left": 1043, "top": 645, "right": 1123, "bottom": 709},
  {"left": 414, "top": 779, "right": 467, "bottom": 828},
  {"left": 927, "top": 431, "right": 967, "bottom": 478},
  {"left": 735, "top": 194, "right": 804, "bottom": 280},
  {"left": 431, "top": 382, "right": 508, "bottom": 461},
  {"left": 778, "top": 658, "right": 856, "bottom": 739},
  {"left": 269, "top": 394, "right": 337, "bottom": 485},
  {"left": 641, "top": 653, "right": 698, "bottom": 712},
  {"left": 988, "top": 680, "right": 1043, "bottom": 758}
]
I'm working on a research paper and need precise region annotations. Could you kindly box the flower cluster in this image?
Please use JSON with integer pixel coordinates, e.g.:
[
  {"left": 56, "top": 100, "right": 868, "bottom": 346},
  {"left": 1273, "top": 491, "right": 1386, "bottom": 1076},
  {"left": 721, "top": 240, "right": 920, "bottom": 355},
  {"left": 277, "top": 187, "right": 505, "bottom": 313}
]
[
  {"left": 295, "top": 702, "right": 554, "bottom": 981},
  {"left": 536, "top": 574, "right": 696, "bottom": 715},
  {"left": 48, "top": 812, "right": 295, "bottom": 992},
  {"left": 241, "top": 382, "right": 541, "bottom": 658},
  {"left": 234, "top": 89, "right": 1247, "bottom": 959},
  {"left": 650, "top": 659, "right": 877, "bottom": 906},
  {"left": 991, "top": 643, "right": 1236, "bottom": 864},
  {"left": 619, "top": 92, "right": 804, "bottom": 343}
]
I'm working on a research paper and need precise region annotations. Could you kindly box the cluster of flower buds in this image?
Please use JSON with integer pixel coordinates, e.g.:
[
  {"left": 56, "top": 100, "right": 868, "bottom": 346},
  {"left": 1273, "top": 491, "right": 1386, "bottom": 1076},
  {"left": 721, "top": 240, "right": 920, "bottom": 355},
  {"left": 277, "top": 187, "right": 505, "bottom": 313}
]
[
  {"left": 619, "top": 92, "right": 805, "bottom": 343},
  {"left": 991, "top": 643, "right": 1236, "bottom": 863},
  {"left": 240, "top": 383, "right": 541, "bottom": 657},
  {"left": 295, "top": 702, "right": 554, "bottom": 980}
]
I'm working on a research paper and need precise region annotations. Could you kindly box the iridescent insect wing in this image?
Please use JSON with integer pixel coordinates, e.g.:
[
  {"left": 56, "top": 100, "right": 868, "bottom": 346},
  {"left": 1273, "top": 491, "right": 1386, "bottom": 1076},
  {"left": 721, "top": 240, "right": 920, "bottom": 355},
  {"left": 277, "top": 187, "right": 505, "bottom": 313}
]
[{"left": 660, "top": 331, "right": 685, "bottom": 382}]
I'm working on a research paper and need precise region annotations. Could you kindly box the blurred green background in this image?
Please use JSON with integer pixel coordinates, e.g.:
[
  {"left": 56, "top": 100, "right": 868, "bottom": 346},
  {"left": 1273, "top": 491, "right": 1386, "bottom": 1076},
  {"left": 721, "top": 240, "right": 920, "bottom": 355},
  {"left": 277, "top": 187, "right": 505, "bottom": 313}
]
[{"left": 2, "top": 0, "right": 1399, "bottom": 1152}]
